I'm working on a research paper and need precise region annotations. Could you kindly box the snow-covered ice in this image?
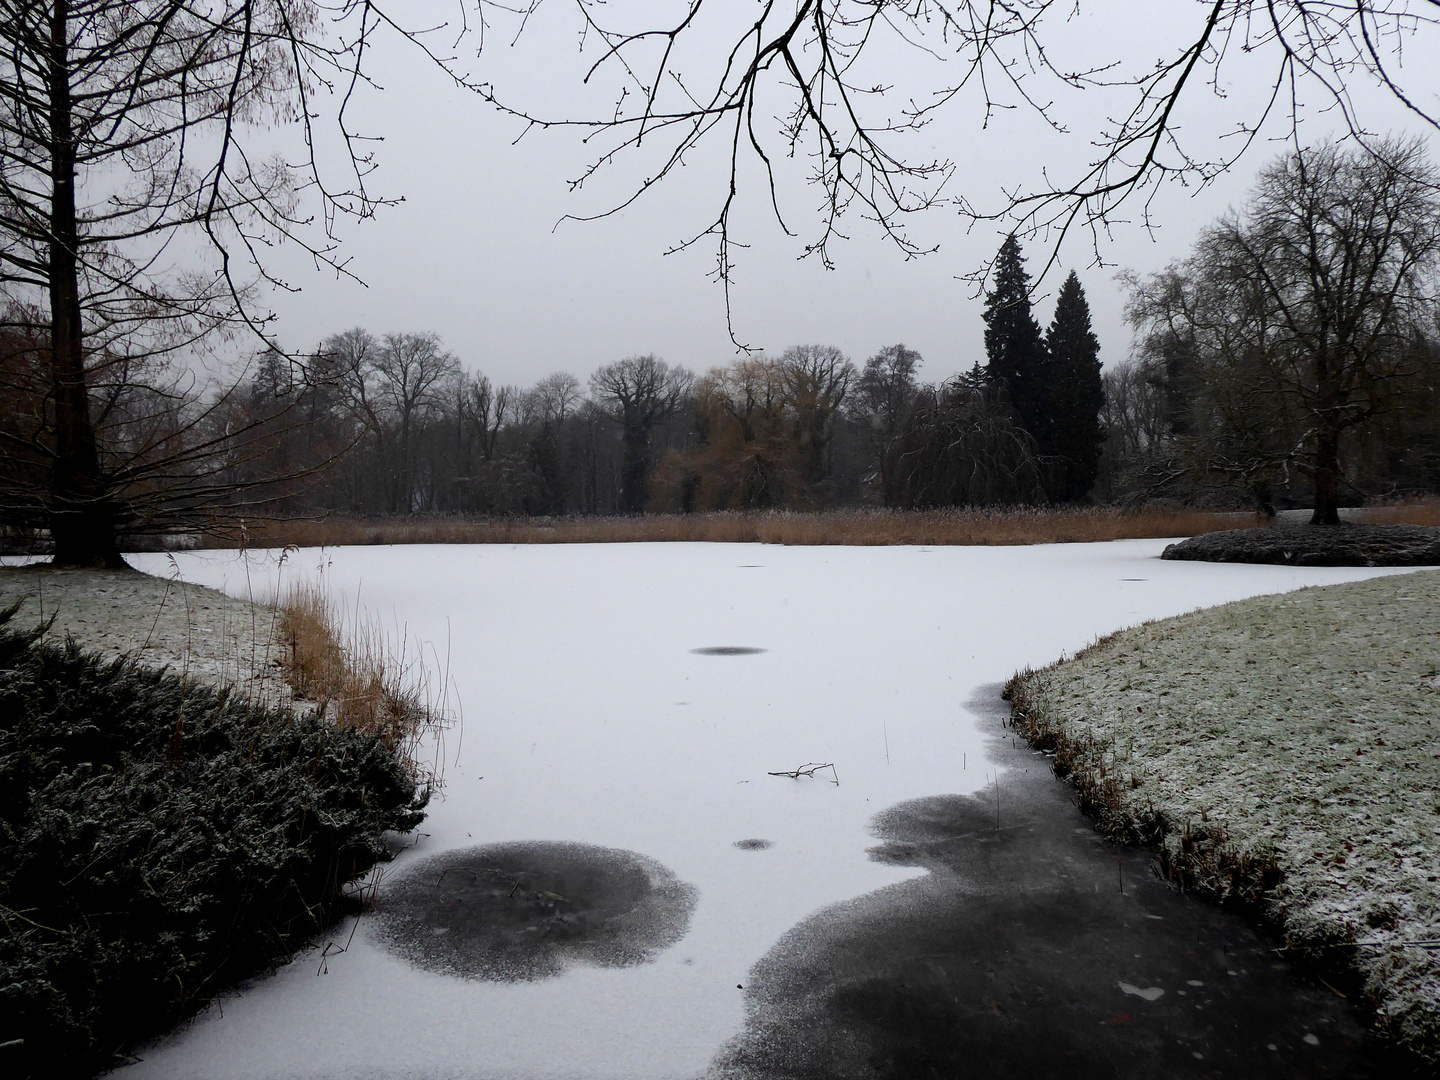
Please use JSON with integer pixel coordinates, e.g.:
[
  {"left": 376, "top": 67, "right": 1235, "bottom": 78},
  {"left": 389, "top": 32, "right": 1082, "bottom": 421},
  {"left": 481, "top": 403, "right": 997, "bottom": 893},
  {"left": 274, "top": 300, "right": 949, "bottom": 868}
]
[{"left": 116, "top": 540, "right": 1422, "bottom": 1080}]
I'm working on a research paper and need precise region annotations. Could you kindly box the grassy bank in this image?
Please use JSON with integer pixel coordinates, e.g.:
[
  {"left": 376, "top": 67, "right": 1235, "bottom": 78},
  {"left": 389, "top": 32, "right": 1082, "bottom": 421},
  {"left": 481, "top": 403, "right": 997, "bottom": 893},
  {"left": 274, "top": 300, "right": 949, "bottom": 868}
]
[
  {"left": 0, "top": 599, "right": 432, "bottom": 1079},
  {"left": 1005, "top": 571, "right": 1440, "bottom": 1062}
]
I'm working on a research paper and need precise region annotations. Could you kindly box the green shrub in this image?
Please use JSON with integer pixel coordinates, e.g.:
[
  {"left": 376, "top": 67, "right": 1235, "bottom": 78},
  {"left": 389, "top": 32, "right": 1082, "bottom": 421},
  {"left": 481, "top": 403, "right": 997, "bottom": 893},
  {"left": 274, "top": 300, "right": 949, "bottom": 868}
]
[{"left": 0, "top": 607, "right": 428, "bottom": 1078}]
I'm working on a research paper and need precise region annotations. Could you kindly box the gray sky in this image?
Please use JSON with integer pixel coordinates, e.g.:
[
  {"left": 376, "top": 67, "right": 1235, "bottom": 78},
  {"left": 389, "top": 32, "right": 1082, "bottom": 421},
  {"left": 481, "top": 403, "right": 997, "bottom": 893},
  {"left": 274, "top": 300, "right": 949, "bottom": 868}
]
[{"left": 255, "top": 2, "right": 1440, "bottom": 389}]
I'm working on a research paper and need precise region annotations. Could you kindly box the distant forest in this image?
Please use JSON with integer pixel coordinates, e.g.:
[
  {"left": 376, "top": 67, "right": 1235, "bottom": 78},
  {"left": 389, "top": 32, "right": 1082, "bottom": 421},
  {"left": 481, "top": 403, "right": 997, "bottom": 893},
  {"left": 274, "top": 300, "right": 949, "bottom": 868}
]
[
  {"left": 6, "top": 234, "right": 1437, "bottom": 535},
  {"left": 225, "top": 233, "right": 1440, "bottom": 521}
]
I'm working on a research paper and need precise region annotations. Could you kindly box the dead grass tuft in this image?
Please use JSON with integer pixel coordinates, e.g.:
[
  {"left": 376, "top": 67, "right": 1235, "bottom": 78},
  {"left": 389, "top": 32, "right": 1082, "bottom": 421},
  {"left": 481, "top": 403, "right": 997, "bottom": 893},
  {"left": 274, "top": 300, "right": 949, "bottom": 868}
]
[
  {"left": 223, "top": 505, "right": 1277, "bottom": 550},
  {"left": 275, "top": 580, "right": 443, "bottom": 778}
]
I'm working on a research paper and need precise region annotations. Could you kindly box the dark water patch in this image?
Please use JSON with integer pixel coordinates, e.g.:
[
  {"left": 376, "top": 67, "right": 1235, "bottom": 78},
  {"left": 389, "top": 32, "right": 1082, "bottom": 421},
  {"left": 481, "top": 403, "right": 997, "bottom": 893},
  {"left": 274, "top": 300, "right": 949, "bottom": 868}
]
[
  {"left": 692, "top": 646, "right": 767, "bottom": 656},
  {"left": 733, "top": 839, "right": 773, "bottom": 851},
  {"left": 373, "top": 841, "right": 696, "bottom": 982},
  {"left": 710, "top": 687, "right": 1400, "bottom": 1079}
]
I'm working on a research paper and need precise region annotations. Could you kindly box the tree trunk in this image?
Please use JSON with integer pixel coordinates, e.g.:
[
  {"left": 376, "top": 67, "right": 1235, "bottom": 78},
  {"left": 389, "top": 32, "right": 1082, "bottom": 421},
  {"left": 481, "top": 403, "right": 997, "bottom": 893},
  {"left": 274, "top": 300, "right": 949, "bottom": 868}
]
[
  {"left": 619, "top": 423, "right": 651, "bottom": 513},
  {"left": 398, "top": 413, "right": 412, "bottom": 514},
  {"left": 47, "top": 2, "right": 123, "bottom": 568},
  {"left": 1310, "top": 424, "right": 1343, "bottom": 525}
]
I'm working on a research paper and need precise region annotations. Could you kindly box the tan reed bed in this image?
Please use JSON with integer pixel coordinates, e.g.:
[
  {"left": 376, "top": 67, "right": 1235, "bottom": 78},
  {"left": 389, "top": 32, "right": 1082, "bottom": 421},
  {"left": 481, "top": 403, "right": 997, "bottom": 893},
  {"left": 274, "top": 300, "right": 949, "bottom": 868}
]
[
  {"left": 1355, "top": 500, "right": 1440, "bottom": 527},
  {"left": 275, "top": 579, "right": 448, "bottom": 782},
  {"left": 226, "top": 506, "right": 1279, "bottom": 550}
]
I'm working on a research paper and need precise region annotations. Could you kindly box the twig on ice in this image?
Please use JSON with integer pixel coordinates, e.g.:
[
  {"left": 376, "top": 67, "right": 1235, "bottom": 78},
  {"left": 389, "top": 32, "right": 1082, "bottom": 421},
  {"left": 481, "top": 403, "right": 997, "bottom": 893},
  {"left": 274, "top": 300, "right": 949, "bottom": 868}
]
[{"left": 768, "top": 762, "right": 839, "bottom": 785}]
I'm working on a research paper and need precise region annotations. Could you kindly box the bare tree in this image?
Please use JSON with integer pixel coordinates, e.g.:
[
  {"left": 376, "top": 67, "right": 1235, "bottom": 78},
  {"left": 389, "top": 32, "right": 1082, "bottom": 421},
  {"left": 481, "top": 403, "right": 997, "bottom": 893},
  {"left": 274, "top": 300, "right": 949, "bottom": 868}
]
[
  {"left": 376, "top": 333, "right": 462, "bottom": 513},
  {"left": 680, "top": 355, "right": 797, "bottom": 510},
  {"left": 455, "top": 370, "right": 510, "bottom": 465},
  {"left": 326, "top": 330, "right": 460, "bottom": 514},
  {"left": 0, "top": 2, "right": 490, "bottom": 564},
  {"left": 888, "top": 378, "right": 1045, "bottom": 508},
  {"left": 588, "top": 355, "right": 693, "bottom": 512},
  {"left": 476, "top": 1, "right": 1440, "bottom": 339},
  {"left": 528, "top": 371, "right": 583, "bottom": 425},
  {"left": 850, "top": 344, "right": 923, "bottom": 505},
  {"left": 1126, "top": 138, "right": 1440, "bottom": 523},
  {"left": 1094, "top": 359, "right": 1176, "bottom": 503},
  {"left": 781, "top": 344, "right": 854, "bottom": 493}
]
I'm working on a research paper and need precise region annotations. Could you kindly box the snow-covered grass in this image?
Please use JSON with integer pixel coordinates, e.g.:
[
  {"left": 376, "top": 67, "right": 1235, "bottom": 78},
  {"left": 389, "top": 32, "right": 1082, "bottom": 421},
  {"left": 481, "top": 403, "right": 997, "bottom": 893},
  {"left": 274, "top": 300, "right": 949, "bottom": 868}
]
[
  {"left": 110, "top": 542, "right": 1429, "bottom": 1079},
  {"left": 0, "top": 607, "right": 428, "bottom": 1080},
  {"left": 0, "top": 563, "right": 294, "bottom": 706},
  {"left": 1007, "top": 570, "right": 1440, "bottom": 1061}
]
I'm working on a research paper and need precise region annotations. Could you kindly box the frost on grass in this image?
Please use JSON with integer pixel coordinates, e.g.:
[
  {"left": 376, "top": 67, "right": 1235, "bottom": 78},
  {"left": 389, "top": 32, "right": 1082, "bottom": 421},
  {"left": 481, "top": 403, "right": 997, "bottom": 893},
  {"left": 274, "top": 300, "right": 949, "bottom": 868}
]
[
  {"left": 0, "top": 609, "right": 428, "bottom": 1080},
  {"left": 0, "top": 565, "right": 293, "bottom": 706},
  {"left": 1007, "top": 570, "right": 1440, "bottom": 1061}
]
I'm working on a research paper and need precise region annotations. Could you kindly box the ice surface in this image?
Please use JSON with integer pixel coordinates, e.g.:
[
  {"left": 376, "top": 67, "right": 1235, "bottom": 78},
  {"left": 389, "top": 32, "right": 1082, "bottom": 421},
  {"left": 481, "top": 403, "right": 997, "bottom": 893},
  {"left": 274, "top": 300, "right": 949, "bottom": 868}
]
[{"left": 115, "top": 540, "right": 1423, "bottom": 1080}]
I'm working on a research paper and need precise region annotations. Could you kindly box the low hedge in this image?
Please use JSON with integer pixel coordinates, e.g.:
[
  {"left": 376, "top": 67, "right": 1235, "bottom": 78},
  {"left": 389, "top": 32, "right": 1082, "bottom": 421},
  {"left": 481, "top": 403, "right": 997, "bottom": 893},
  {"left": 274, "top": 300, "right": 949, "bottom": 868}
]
[{"left": 0, "top": 606, "right": 428, "bottom": 1078}]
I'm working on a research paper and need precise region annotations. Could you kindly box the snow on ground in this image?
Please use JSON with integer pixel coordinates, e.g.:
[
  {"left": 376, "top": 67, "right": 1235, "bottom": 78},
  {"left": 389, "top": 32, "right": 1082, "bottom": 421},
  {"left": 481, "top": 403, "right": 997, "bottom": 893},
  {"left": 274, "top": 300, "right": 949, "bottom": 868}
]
[
  {"left": 1009, "top": 570, "right": 1440, "bottom": 1057},
  {"left": 0, "top": 565, "right": 293, "bottom": 706},
  {"left": 113, "top": 540, "right": 1425, "bottom": 1080}
]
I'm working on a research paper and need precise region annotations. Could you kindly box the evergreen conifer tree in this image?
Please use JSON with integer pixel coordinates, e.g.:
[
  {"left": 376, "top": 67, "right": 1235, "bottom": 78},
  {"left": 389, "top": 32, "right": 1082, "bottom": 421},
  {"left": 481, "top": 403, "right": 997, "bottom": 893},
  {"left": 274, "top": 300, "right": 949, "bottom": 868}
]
[
  {"left": 959, "top": 361, "right": 988, "bottom": 390},
  {"left": 1044, "top": 271, "right": 1106, "bottom": 501},
  {"left": 983, "top": 236, "right": 1051, "bottom": 463}
]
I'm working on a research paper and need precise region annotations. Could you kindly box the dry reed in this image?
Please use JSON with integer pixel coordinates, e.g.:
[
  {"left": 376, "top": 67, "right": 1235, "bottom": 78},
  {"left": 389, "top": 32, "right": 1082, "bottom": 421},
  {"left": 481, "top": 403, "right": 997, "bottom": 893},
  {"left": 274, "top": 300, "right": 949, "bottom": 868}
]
[
  {"left": 226, "top": 505, "right": 1290, "bottom": 550},
  {"left": 275, "top": 579, "right": 442, "bottom": 778},
  {"left": 1354, "top": 500, "right": 1440, "bottom": 527}
]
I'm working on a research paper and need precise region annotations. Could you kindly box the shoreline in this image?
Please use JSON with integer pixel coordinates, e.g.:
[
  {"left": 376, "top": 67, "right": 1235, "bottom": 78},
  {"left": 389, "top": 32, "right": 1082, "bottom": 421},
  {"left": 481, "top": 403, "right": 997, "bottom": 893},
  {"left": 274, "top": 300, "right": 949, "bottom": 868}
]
[{"left": 1006, "top": 569, "right": 1440, "bottom": 1063}]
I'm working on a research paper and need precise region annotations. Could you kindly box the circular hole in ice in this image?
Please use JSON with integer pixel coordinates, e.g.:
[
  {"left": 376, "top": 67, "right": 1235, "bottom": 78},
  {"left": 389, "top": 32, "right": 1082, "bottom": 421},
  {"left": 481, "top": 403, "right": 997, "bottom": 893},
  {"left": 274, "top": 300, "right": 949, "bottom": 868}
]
[
  {"left": 372, "top": 841, "right": 697, "bottom": 982},
  {"left": 691, "top": 646, "right": 767, "bottom": 656}
]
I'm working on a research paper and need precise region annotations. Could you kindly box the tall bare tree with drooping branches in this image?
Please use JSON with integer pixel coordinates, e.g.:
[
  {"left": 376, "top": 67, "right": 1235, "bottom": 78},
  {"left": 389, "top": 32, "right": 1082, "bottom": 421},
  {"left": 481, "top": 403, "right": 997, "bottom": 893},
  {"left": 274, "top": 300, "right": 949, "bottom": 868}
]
[
  {"left": 0, "top": 2, "right": 471, "bottom": 564},
  {"left": 1126, "top": 138, "right": 1440, "bottom": 522}
]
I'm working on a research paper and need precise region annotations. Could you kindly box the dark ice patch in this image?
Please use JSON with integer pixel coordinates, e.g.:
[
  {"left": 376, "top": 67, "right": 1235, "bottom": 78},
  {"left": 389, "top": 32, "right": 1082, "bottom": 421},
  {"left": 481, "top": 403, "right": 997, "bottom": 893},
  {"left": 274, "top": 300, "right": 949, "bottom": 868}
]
[
  {"left": 372, "top": 841, "right": 696, "bottom": 982},
  {"left": 710, "top": 688, "right": 1395, "bottom": 1079},
  {"left": 692, "top": 646, "right": 767, "bottom": 656}
]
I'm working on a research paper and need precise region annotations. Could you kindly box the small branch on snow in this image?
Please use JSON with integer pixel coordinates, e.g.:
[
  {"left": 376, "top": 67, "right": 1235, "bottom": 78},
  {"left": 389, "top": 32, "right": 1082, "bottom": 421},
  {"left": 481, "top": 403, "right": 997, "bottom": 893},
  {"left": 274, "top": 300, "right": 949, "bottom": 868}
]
[{"left": 768, "top": 762, "right": 839, "bottom": 785}]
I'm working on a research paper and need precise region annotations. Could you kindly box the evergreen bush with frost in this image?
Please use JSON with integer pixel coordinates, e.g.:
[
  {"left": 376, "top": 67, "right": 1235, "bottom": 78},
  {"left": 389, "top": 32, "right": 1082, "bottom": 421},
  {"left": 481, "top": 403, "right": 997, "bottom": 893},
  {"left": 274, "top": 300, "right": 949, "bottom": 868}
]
[{"left": 0, "top": 606, "right": 428, "bottom": 1079}]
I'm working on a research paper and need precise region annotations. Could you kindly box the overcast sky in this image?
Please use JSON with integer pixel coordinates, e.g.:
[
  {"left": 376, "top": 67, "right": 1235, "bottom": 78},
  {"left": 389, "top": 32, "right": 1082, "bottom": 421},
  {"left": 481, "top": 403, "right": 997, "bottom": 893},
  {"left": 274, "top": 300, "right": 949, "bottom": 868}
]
[{"left": 252, "top": 2, "right": 1440, "bottom": 390}]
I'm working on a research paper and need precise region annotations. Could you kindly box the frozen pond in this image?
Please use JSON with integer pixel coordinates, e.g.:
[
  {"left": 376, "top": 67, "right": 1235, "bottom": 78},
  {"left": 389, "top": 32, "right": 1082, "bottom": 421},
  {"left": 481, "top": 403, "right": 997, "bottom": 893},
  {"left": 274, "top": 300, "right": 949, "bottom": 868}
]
[{"left": 119, "top": 541, "right": 1421, "bottom": 1079}]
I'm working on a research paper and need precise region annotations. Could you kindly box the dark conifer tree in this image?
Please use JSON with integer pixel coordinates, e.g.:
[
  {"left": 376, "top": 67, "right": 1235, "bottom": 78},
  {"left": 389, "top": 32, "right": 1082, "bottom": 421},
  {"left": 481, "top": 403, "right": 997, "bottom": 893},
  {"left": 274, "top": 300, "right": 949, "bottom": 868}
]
[
  {"left": 983, "top": 236, "right": 1051, "bottom": 463},
  {"left": 959, "top": 361, "right": 987, "bottom": 390},
  {"left": 1044, "top": 271, "right": 1106, "bottom": 501}
]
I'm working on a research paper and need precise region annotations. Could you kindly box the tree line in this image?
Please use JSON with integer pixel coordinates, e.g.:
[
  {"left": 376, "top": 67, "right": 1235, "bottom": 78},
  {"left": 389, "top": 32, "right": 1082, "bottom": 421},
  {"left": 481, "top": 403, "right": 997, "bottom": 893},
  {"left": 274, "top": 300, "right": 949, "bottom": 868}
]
[
  {"left": 4, "top": 3, "right": 1434, "bottom": 564},
  {"left": 198, "top": 245, "right": 1107, "bottom": 523},
  {"left": 210, "top": 141, "right": 1440, "bottom": 526},
  {"left": 6, "top": 130, "right": 1439, "bottom": 549}
]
